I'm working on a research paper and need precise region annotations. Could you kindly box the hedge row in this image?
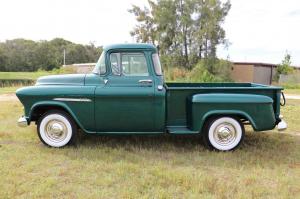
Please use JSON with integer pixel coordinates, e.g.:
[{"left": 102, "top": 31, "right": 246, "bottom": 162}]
[{"left": 0, "top": 79, "right": 35, "bottom": 87}]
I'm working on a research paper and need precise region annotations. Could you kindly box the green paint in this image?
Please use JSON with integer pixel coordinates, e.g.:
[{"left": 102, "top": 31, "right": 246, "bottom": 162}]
[{"left": 16, "top": 43, "right": 283, "bottom": 135}]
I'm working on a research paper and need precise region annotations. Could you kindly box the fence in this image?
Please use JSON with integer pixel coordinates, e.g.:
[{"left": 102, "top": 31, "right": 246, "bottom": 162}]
[{"left": 279, "top": 73, "right": 300, "bottom": 84}]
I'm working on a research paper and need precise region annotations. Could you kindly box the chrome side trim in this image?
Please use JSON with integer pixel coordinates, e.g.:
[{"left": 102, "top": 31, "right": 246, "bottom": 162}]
[
  {"left": 139, "top": 79, "right": 153, "bottom": 84},
  {"left": 53, "top": 98, "right": 92, "bottom": 102}
]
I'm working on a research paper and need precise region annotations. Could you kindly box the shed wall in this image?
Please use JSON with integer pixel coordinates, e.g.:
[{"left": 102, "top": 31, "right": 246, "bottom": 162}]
[{"left": 230, "top": 64, "right": 254, "bottom": 82}]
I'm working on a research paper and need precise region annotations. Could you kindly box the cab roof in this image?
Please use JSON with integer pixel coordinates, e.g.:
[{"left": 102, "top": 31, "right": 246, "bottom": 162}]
[{"left": 103, "top": 43, "right": 157, "bottom": 52}]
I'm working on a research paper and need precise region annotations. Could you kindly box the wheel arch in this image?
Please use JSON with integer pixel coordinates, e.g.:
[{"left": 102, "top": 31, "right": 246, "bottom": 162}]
[
  {"left": 29, "top": 101, "right": 84, "bottom": 130},
  {"left": 200, "top": 110, "right": 257, "bottom": 133}
]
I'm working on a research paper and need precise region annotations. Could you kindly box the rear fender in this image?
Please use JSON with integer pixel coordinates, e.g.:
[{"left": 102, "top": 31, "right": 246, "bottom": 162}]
[
  {"left": 189, "top": 93, "right": 276, "bottom": 132},
  {"left": 201, "top": 110, "right": 257, "bottom": 129}
]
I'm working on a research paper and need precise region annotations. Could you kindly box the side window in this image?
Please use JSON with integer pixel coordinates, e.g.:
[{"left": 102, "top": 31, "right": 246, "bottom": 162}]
[
  {"left": 109, "top": 52, "right": 149, "bottom": 76},
  {"left": 121, "top": 53, "right": 149, "bottom": 76}
]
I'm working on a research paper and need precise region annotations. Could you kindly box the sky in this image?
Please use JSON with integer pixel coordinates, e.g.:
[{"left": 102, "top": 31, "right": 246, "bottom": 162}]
[{"left": 0, "top": 0, "right": 299, "bottom": 66}]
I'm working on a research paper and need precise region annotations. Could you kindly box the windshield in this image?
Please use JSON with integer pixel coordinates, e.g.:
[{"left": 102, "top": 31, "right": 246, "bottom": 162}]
[{"left": 92, "top": 52, "right": 106, "bottom": 74}]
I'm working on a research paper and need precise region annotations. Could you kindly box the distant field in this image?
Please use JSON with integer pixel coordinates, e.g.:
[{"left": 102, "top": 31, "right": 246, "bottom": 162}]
[
  {"left": 0, "top": 69, "right": 75, "bottom": 88},
  {"left": 0, "top": 71, "right": 53, "bottom": 80}
]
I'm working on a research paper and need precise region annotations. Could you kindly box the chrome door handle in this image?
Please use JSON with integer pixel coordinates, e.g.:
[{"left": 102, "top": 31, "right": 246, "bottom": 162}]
[{"left": 138, "top": 79, "right": 153, "bottom": 84}]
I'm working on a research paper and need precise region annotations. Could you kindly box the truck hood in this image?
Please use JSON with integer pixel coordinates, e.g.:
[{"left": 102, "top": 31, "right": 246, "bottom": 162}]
[{"left": 36, "top": 74, "right": 86, "bottom": 86}]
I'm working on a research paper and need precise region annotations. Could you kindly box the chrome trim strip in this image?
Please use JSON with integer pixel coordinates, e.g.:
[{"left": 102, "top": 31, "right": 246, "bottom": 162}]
[
  {"left": 139, "top": 79, "right": 153, "bottom": 83},
  {"left": 53, "top": 98, "right": 92, "bottom": 102}
]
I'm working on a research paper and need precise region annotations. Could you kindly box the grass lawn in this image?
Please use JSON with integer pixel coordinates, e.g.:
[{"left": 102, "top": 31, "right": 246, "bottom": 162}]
[{"left": 0, "top": 99, "right": 299, "bottom": 198}]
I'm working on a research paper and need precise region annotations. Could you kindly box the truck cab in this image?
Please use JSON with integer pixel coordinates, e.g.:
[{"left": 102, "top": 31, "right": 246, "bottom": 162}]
[
  {"left": 89, "top": 44, "right": 166, "bottom": 132},
  {"left": 16, "top": 43, "right": 287, "bottom": 151}
]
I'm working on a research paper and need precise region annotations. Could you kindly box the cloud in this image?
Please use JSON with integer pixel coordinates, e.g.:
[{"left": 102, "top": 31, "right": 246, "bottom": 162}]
[{"left": 288, "top": 9, "right": 300, "bottom": 16}]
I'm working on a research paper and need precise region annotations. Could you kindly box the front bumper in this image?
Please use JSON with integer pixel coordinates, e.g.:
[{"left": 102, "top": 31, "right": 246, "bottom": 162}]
[
  {"left": 277, "top": 115, "right": 287, "bottom": 131},
  {"left": 18, "top": 116, "right": 28, "bottom": 127}
]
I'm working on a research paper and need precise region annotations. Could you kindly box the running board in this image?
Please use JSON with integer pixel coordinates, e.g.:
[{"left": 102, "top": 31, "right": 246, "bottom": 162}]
[{"left": 167, "top": 126, "right": 198, "bottom": 134}]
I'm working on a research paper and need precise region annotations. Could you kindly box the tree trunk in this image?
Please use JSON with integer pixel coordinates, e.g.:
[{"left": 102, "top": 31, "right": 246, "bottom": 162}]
[
  {"left": 183, "top": 27, "right": 189, "bottom": 69},
  {"left": 205, "top": 38, "right": 208, "bottom": 59},
  {"left": 199, "top": 45, "right": 202, "bottom": 59}
]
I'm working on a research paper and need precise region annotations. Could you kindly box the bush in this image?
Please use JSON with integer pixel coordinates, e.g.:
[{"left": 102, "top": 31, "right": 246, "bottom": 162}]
[
  {"left": 164, "top": 58, "right": 233, "bottom": 83},
  {"left": 276, "top": 53, "right": 294, "bottom": 81},
  {"left": 190, "top": 59, "right": 233, "bottom": 82}
]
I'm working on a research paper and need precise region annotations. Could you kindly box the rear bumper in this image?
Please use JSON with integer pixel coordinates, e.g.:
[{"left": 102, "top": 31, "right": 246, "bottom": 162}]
[
  {"left": 18, "top": 116, "right": 28, "bottom": 127},
  {"left": 277, "top": 115, "right": 287, "bottom": 131}
]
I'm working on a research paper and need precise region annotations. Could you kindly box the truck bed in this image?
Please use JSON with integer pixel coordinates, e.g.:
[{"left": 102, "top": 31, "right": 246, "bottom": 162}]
[{"left": 165, "top": 82, "right": 283, "bottom": 130}]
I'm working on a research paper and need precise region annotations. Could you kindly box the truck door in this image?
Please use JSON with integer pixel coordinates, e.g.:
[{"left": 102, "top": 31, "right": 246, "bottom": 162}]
[{"left": 94, "top": 51, "right": 156, "bottom": 132}]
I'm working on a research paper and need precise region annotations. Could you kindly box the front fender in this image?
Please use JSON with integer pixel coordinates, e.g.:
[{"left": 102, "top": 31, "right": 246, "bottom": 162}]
[
  {"left": 28, "top": 101, "right": 95, "bottom": 133},
  {"left": 16, "top": 85, "right": 96, "bottom": 133}
]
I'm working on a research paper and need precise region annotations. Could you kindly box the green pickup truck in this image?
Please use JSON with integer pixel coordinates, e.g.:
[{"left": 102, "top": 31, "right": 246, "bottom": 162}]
[{"left": 16, "top": 43, "right": 287, "bottom": 151}]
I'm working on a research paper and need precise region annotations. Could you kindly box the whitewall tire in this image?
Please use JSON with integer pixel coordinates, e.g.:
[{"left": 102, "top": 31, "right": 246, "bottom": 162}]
[
  {"left": 203, "top": 117, "right": 244, "bottom": 151},
  {"left": 37, "top": 110, "right": 77, "bottom": 148}
]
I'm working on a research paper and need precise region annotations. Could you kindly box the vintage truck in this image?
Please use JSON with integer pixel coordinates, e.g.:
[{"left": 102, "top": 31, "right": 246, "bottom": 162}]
[{"left": 16, "top": 43, "right": 287, "bottom": 151}]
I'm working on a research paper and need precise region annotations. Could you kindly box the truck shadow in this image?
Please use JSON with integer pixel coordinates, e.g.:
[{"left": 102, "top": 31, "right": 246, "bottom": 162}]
[
  {"left": 71, "top": 131, "right": 299, "bottom": 169},
  {"left": 77, "top": 131, "right": 296, "bottom": 151},
  {"left": 78, "top": 133, "right": 204, "bottom": 151}
]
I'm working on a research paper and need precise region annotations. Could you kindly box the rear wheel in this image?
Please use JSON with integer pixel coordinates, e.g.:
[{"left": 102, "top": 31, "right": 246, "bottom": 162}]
[
  {"left": 203, "top": 117, "right": 244, "bottom": 151},
  {"left": 37, "top": 110, "right": 77, "bottom": 148}
]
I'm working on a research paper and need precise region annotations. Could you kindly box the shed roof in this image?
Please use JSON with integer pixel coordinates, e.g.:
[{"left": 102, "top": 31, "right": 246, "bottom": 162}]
[
  {"left": 233, "top": 62, "right": 276, "bottom": 67},
  {"left": 233, "top": 62, "right": 300, "bottom": 70}
]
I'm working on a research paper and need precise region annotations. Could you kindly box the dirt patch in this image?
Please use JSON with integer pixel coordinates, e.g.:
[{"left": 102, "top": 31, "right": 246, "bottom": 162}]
[
  {"left": 285, "top": 94, "right": 300, "bottom": 100},
  {"left": 0, "top": 94, "right": 18, "bottom": 102}
]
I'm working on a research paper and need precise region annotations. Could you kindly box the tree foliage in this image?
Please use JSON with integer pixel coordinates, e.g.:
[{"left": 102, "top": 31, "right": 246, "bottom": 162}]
[
  {"left": 0, "top": 38, "right": 102, "bottom": 72},
  {"left": 129, "top": 0, "right": 231, "bottom": 70},
  {"left": 277, "top": 53, "right": 293, "bottom": 76}
]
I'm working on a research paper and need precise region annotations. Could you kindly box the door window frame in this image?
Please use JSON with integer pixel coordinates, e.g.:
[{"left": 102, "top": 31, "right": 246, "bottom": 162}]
[{"left": 107, "top": 50, "right": 151, "bottom": 77}]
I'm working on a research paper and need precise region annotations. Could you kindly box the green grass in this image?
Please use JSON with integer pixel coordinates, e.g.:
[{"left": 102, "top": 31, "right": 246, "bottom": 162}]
[
  {"left": 0, "top": 67, "right": 76, "bottom": 81},
  {"left": 0, "top": 71, "right": 53, "bottom": 80},
  {"left": 0, "top": 100, "right": 299, "bottom": 198},
  {"left": 0, "top": 87, "right": 20, "bottom": 94}
]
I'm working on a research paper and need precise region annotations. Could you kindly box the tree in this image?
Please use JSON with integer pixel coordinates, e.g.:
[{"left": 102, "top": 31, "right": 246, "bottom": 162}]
[
  {"left": 129, "top": 3, "right": 157, "bottom": 44},
  {"left": 0, "top": 38, "right": 102, "bottom": 72},
  {"left": 0, "top": 45, "right": 7, "bottom": 71},
  {"left": 276, "top": 52, "right": 294, "bottom": 80},
  {"left": 129, "top": 0, "right": 231, "bottom": 70}
]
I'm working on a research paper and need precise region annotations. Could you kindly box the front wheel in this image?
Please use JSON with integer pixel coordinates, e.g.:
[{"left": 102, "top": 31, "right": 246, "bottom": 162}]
[
  {"left": 203, "top": 117, "right": 245, "bottom": 151},
  {"left": 37, "top": 110, "right": 77, "bottom": 148}
]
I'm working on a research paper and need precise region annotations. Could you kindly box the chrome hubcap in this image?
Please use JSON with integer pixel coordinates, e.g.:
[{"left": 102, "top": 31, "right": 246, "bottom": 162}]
[
  {"left": 214, "top": 123, "right": 237, "bottom": 146},
  {"left": 45, "top": 120, "right": 67, "bottom": 142}
]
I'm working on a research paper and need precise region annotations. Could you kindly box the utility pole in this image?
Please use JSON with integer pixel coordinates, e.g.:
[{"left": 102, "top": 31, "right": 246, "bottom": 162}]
[{"left": 63, "top": 49, "right": 66, "bottom": 66}]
